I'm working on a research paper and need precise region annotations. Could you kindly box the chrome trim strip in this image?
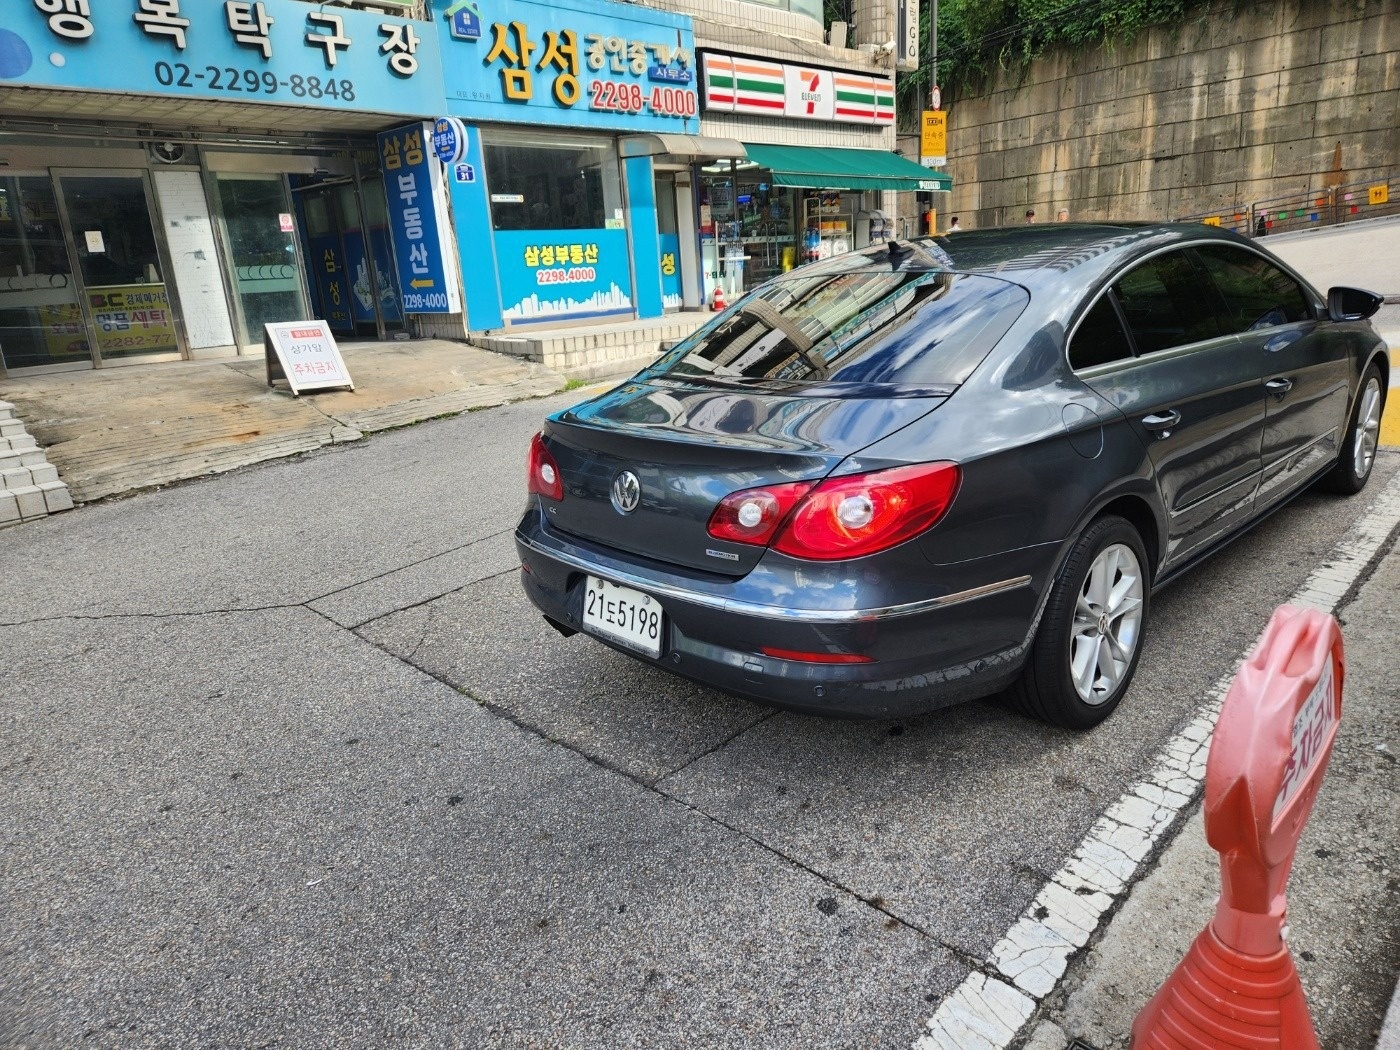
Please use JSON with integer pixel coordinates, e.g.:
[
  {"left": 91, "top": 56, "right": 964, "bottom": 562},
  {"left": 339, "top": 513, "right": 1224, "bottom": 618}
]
[{"left": 518, "top": 534, "right": 1032, "bottom": 623}]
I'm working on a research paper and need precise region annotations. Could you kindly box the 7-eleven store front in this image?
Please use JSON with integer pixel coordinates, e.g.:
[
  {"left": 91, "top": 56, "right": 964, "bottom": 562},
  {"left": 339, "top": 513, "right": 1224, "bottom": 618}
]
[{"left": 688, "top": 51, "right": 947, "bottom": 305}]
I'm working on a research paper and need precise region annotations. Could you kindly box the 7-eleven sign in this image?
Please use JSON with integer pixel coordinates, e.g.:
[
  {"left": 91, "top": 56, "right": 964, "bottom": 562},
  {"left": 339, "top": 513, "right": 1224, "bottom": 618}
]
[{"left": 783, "top": 66, "right": 834, "bottom": 120}]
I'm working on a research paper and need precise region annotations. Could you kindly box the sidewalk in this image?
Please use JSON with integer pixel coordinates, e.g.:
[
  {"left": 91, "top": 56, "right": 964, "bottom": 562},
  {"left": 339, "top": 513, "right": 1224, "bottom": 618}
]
[{"left": 0, "top": 339, "right": 566, "bottom": 504}]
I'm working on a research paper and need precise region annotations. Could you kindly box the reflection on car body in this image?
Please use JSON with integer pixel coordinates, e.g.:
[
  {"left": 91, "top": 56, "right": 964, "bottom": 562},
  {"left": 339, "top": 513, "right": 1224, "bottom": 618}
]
[{"left": 516, "top": 223, "right": 1389, "bottom": 728}]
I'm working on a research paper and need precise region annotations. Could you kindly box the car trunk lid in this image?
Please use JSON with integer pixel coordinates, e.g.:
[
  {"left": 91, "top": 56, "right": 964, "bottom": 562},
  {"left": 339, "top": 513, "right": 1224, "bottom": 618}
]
[{"left": 538, "top": 379, "right": 946, "bottom": 575}]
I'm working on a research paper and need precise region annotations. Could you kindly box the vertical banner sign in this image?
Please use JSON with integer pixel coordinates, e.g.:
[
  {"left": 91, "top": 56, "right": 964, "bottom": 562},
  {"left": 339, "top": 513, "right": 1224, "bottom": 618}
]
[
  {"left": 377, "top": 122, "right": 463, "bottom": 315},
  {"left": 897, "top": 0, "right": 920, "bottom": 67},
  {"left": 920, "top": 110, "right": 947, "bottom": 168}
]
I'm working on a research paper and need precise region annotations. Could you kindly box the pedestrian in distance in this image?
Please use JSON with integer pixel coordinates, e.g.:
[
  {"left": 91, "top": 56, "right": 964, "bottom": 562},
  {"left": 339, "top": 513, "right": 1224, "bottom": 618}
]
[
  {"left": 947, "top": 216, "right": 962, "bottom": 232},
  {"left": 1057, "top": 208, "right": 1070, "bottom": 222},
  {"left": 1025, "top": 209, "right": 1036, "bottom": 223}
]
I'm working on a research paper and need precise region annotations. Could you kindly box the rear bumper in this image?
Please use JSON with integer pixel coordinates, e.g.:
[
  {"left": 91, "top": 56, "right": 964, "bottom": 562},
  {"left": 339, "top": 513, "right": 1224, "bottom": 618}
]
[{"left": 515, "top": 514, "right": 1051, "bottom": 718}]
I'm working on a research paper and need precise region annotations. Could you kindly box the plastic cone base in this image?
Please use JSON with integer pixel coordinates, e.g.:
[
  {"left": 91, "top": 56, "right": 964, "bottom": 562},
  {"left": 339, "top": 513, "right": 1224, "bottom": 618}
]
[{"left": 1131, "top": 925, "right": 1318, "bottom": 1049}]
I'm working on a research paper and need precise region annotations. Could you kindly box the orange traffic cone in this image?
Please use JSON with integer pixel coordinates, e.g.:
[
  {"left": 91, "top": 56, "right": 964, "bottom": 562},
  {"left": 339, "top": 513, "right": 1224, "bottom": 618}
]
[
  {"left": 1131, "top": 605, "right": 1342, "bottom": 1049},
  {"left": 711, "top": 285, "right": 727, "bottom": 312}
]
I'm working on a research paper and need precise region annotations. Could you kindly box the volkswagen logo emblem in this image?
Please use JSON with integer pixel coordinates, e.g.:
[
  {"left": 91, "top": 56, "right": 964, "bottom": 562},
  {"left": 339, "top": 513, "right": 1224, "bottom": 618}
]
[{"left": 611, "top": 470, "right": 641, "bottom": 515}]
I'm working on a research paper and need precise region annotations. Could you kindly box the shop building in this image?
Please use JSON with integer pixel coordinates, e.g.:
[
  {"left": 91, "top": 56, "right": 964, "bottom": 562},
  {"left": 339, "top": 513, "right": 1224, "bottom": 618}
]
[
  {"left": 1, "top": 0, "right": 948, "bottom": 381},
  {"left": 662, "top": 0, "right": 951, "bottom": 305},
  {"left": 428, "top": 0, "right": 706, "bottom": 338},
  {"left": 0, "top": 0, "right": 444, "bottom": 378}
]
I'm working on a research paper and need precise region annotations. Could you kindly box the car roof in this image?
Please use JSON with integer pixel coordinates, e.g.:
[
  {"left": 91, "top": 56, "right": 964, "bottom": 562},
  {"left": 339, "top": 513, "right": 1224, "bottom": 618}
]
[{"left": 892, "top": 222, "right": 1264, "bottom": 292}]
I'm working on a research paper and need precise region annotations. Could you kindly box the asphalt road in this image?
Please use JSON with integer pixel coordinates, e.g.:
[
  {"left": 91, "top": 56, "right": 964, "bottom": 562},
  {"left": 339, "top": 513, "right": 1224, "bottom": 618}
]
[{"left": 2, "top": 390, "right": 1396, "bottom": 1049}]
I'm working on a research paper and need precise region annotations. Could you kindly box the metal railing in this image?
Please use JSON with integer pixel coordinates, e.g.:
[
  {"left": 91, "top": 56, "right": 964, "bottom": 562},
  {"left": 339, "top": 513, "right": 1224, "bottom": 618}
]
[{"left": 1174, "top": 172, "right": 1399, "bottom": 239}]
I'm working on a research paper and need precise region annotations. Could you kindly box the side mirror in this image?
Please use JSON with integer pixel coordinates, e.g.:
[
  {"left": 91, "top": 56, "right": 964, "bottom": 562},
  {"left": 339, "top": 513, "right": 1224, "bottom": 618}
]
[{"left": 1326, "top": 286, "right": 1383, "bottom": 322}]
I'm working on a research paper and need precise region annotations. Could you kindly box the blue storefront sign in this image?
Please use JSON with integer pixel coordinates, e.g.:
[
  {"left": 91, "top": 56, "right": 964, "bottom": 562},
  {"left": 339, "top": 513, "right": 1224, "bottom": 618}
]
[
  {"left": 377, "top": 122, "right": 463, "bottom": 314},
  {"left": 495, "top": 229, "right": 632, "bottom": 324},
  {"left": 0, "top": 0, "right": 443, "bottom": 116},
  {"left": 439, "top": 0, "right": 699, "bottom": 133}
]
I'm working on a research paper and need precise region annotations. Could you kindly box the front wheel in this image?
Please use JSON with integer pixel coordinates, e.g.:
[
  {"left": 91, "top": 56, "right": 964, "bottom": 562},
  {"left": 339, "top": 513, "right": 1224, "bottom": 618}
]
[
  {"left": 1010, "top": 515, "right": 1150, "bottom": 730},
  {"left": 1321, "top": 364, "right": 1385, "bottom": 495}
]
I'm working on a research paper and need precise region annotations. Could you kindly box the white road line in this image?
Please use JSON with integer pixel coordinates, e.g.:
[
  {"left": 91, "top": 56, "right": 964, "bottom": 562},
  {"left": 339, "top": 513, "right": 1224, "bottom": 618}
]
[{"left": 914, "top": 465, "right": 1400, "bottom": 1050}]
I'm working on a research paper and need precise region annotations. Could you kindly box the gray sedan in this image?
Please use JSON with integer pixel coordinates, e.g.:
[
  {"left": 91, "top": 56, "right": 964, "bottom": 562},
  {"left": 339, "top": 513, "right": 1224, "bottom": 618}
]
[{"left": 516, "top": 223, "right": 1388, "bottom": 728}]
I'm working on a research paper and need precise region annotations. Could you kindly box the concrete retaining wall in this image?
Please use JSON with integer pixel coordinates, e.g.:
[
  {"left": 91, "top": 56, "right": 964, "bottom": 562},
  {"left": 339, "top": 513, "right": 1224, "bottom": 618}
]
[{"left": 940, "top": 0, "right": 1399, "bottom": 227}]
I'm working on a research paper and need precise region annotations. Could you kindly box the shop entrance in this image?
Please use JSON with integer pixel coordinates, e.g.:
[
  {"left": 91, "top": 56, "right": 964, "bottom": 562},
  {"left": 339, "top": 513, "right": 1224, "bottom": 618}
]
[
  {"left": 291, "top": 176, "right": 403, "bottom": 340},
  {"left": 212, "top": 173, "right": 310, "bottom": 352},
  {"left": 0, "top": 170, "right": 180, "bottom": 373}
]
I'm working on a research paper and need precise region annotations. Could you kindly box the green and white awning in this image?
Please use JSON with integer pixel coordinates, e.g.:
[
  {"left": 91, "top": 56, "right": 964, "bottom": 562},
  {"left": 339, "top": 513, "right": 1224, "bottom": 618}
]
[{"left": 741, "top": 143, "right": 953, "bottom": 193}]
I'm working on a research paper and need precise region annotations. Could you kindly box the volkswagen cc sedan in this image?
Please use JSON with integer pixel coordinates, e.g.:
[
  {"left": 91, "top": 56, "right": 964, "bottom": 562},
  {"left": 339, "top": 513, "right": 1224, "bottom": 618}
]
[{"left": 516, "top": 224, "right": 1388, "bottom": 729}]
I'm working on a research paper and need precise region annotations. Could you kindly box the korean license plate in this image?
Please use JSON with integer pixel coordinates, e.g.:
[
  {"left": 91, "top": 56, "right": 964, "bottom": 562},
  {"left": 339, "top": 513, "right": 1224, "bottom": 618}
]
[{"left": 582, "top": 575, "right": 664, "bottom": 659}]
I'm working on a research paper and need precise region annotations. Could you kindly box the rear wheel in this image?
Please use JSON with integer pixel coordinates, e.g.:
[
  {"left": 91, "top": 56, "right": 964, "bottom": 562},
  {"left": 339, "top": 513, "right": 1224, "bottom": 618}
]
[
  {"left": 1011, "top": 515, "right": 1149, "bottom": 730},
  {"left": 1321, "top": 365, "right": 1385, "bottom": 495}
]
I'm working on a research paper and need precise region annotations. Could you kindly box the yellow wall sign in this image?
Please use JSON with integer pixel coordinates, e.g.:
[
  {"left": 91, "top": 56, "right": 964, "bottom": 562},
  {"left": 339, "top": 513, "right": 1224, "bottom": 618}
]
[
  {"left": 920, "top": 110, "right": 947, "bottom": 167},
  {"left": 1368, "top": 184, "right": 1390, "bottom": 205},
  {"left": 1202, "top": 216, "right": 1222, "bottom": 227},
  {"left": 87, "top": 284, "right": 178, "bottom": 355}
]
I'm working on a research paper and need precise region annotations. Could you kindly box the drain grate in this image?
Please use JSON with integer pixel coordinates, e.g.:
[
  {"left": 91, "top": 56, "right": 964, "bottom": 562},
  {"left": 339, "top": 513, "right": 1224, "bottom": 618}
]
[{"left": 1066, "top": 1041, "right": 1103, "bottom": 1050}]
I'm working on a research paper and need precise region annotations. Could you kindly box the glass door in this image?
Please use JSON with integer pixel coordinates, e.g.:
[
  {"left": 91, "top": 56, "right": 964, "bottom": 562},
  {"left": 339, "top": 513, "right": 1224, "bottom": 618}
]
[
  {"left": 655, "top": 174, "right": 682, "bottom": 312},
  {"left": 0, "top": 175, "right": 89, "bottom": 373},
  {"left": 213, "top": 173, "right": 309, "bottom": 350},
  {"left": 56, "top": 172, "right": 181, "bottom": 365}
]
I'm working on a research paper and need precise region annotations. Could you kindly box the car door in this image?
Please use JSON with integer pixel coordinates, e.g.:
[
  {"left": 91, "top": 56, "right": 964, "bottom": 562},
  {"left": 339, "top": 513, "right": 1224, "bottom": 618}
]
[
  {"left": 1190, "top": 243, "right": 1351, "bottom": 513},
  {"left": 1071, "top": 248, "right": 1266, "bottom": 568}
]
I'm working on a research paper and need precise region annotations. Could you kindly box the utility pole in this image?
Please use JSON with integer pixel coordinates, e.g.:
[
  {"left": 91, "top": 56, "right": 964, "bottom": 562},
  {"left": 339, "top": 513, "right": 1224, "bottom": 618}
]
[{"left": 928, "top": 0, "right": 938, "bottom": 108}]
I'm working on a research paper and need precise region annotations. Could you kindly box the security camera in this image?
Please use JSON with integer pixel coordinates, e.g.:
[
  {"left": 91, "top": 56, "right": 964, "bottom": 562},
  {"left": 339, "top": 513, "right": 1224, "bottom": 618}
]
[{"left": 877, "top": 40, "right": 896, "bottom": 54}]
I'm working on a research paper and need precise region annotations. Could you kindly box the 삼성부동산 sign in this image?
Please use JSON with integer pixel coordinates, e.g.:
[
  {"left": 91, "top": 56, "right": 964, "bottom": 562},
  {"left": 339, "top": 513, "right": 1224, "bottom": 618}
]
[{"left": 377, "top": 122, "right": 462, "bottom": 314}]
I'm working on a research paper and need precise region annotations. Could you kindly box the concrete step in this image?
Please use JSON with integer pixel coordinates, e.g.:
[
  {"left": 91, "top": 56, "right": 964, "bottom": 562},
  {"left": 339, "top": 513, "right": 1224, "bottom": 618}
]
[{"left": 470, "top": 313, "right": 711, "bottom": 375}]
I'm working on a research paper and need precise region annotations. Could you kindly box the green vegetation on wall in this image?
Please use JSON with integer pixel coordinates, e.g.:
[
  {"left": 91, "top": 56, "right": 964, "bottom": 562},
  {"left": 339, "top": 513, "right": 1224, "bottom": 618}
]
[{"left": 897, "top": 0, "right": 1217, "bottom": 113}]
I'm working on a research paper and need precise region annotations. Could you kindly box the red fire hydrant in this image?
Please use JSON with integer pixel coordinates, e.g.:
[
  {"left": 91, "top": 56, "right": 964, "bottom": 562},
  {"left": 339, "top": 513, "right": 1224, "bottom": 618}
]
[{"left": 1131, "top": 604, "right": 1344, "bottom": 1049}]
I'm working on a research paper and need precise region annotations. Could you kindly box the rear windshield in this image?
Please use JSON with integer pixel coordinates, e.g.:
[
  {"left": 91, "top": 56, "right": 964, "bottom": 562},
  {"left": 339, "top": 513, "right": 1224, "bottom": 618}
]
[{"left": 645, "top": 263, "right": 1029, "bottom": 392}]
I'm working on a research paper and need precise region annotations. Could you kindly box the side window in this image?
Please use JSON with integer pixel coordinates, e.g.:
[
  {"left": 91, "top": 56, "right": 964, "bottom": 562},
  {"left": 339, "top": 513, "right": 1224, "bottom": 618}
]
[
  {"left": 1192, "top": 244, "right": 1312, "bottom": 334},
  {"left": 1069, "top": 294, "right": 1135, "bottom": 370},
  {"left": 1112, "top": 250, "right": 1222, "bottom": 355}
]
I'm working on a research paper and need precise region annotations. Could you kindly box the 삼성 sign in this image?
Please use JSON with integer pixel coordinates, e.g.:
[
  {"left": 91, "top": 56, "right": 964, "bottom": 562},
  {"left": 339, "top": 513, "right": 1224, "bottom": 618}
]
[{"left": 264, "top": 321, "right": 354, "bottom": 395}]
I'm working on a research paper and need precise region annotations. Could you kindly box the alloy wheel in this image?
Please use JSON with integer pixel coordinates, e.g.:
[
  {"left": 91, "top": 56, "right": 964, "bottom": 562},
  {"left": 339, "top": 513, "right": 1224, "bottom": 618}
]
[
  {"left": 1353, "top": 377, "right": 1382, "bottom": 480},
  {"left": 1069, "top": 542, "right": 1145, "bottom": 704}
]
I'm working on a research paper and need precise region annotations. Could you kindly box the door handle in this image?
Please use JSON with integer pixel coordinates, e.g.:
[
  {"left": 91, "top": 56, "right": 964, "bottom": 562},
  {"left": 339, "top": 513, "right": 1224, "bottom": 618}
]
[
  {"left": 1142, "top": 410, "right": 1181, "bottom": 431},
  {"left": 1265, "top": 377, "right": 1294, "bottom": 397}
]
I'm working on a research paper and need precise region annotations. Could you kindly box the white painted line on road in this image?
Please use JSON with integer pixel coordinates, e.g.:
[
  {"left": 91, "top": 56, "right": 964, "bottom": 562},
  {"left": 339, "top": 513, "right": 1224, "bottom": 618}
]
[{"left": 914, "top": 465, "right": 1400, "bottom": 1050}]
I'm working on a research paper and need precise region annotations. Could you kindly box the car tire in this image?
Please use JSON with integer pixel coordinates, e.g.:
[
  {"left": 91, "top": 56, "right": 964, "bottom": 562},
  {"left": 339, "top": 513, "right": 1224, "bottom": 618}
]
[
  {"left": 1320, "top": 364, "right": 1385, "bottom": 495},
  {"left": 1010, "top": 515, "right": 1150, "bottom": 730}
]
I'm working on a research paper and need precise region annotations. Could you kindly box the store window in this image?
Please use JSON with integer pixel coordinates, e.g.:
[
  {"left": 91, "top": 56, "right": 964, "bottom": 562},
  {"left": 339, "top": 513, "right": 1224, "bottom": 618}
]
[
  {"left": 738, "top": 0, "right": 823, "bottom": 24},
  {"left": 699, "top": 160, "right": 800, "bottom": 301},
  {"left": 0, "top": 176, "right": 86, "bottom": 371},
  {"left": 482, "top": 129, "right": 622, "bottom": 231},
  {"left": 482, "top": 129, "right": 634, "bottom": 324}
]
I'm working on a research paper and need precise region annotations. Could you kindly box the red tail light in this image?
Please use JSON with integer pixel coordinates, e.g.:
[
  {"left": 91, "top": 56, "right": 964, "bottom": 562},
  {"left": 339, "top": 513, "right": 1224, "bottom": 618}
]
[
  {"left": 527, "top": 432, "right": 563, "bottom": 501},
  {"left": 707, "top": 462, "right": 960, "bottom": 560},
  {"left": 707, "top": 480, "right": 815, "bottom": 545}
]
